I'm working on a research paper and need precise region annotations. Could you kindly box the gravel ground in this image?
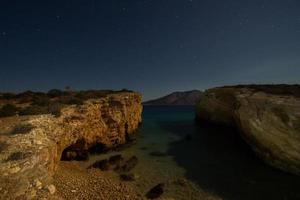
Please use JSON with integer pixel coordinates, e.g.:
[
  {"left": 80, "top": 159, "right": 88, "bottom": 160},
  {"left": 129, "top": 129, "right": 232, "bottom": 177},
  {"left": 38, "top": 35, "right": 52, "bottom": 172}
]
[{"left": 53, "top": 161, "right": 143, "bottom": 200}]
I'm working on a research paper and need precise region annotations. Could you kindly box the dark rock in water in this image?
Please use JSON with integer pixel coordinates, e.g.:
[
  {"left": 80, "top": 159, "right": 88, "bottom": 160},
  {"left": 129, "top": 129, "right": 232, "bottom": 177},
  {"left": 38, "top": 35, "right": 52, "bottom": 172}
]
[
  {"left": 88, "top": 159, "right": 109, "bottom": 171},
  {"left": 119, "top": 156, "right": 138, "bottom": 172},
  {"left": 185, "top": 134, "right": 192, "bottom": 141},
  {"left": 108, "top": 154, "right": 123, "bottom": 165},
  {"left": 145, "top": 183, "right": 164, "bottom": 199},
  {"left": 149, "top": 151, "right": 167, "bottom": 157},
  {"left": 140, "top": 147, "right": 148, "bottom": 150},
  {"left": 120, "top": 173, "right": 137, "bottom": 181}
]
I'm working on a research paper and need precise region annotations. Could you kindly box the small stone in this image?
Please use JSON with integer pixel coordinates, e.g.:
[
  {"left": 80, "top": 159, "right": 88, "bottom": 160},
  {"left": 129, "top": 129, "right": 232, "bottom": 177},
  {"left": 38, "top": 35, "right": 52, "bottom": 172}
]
[
  {"left": 29, "top": 189, "right": 37, "bottom": 198},
  {"left": 35, "top": 180, "right": 42, "bottom": 189},
  {"left": 36, "top": 140, "right": 42, "bottom": 145},
  {"left": 9, "top": 166, "right": 21, "bottom": 174},
  {"left": 71, "top": 189, "right": 77, "bottom": 193},
  {"left": 47, "top": 184, "right": 56, "bottom": 195}
]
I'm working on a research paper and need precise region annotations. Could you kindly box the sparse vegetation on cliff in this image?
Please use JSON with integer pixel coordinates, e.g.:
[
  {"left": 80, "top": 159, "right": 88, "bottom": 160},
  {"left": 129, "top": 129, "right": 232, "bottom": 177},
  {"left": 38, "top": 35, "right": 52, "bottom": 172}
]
[
  {"left": 9, "top": 123, "right": 34, "bottom": 135},
  {"left": 221, "top": 84, "right": 300, "bottom": 97},
  {"left": 0, "top": 89, "right": 134, "bottom": 118},
  {"left": 0, "top": 104, "right": 18, "bottom": 117}
]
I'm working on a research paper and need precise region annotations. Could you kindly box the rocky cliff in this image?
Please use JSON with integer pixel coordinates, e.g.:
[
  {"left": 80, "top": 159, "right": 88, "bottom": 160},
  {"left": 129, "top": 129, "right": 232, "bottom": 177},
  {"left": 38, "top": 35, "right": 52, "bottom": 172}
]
[
  {"left": 196, "top": 85, "right": 300, "bottom": 175},
  {"left": 0, "top": 92, "right": 142, "bottom": 199}
]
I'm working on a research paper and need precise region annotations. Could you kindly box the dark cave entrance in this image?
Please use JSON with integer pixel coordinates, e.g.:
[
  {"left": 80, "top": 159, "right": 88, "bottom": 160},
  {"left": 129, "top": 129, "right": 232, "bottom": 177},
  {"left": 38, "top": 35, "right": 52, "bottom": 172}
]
[{"left": 60, "top": 139, "right": 106, "bottom": 161}]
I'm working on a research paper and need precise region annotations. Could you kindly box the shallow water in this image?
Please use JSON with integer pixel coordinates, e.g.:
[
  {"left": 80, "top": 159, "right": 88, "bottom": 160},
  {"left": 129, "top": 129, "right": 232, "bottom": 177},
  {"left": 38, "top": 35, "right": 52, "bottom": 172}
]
[{"left": 83, "top": 106, "right": 300, "bottom": 200}]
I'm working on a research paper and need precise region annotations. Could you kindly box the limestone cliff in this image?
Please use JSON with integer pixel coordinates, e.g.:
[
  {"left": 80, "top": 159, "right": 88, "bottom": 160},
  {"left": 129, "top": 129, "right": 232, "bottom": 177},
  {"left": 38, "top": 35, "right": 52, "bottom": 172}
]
[
  {"left": 0, "top": 92, "right": 142, "bottom": 199},
  {"left": 196, "top": 85, "right": 300, "bottom": 175}
]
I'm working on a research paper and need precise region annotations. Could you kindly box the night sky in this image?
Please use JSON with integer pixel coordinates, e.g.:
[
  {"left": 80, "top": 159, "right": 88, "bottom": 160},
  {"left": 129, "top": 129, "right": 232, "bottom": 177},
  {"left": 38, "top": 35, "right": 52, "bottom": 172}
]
[{"left": 0, "top": 0, "right": 299, "bottom": 100}]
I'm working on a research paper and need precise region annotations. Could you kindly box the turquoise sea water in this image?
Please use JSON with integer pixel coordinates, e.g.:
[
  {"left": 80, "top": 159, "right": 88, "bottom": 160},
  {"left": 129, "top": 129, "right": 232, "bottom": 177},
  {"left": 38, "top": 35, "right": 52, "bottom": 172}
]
[{"left": 86, "top": 106, "right": 300, "bottom": 200}]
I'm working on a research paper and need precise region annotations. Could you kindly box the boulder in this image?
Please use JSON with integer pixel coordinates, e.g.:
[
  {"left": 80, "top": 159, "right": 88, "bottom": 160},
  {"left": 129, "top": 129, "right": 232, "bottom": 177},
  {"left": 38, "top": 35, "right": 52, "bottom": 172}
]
[
  {"left": 145, "top": 183, "right": 164, "bottom": 199},
  {"left": 196, "top": 85, "right": 300, "bottom": 175}
]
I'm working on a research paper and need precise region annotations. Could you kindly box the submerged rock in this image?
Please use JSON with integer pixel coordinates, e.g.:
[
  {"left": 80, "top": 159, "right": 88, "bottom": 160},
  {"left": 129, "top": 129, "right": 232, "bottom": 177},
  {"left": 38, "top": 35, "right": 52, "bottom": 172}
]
[
  {"left": 119, "top": 173, "right": 138, "bottom": 181},
  {"left": 196, "top": 85, "right": 300, "bottom": 175},
  {"left": 89, "top": 159, "right": 110, "bottom": 171},
  {"left": 145, "top": 183, "right": 164, "bottom": 199},
  {"left": 108, "top": 154, "right": 123, "bottom": 165},
  {"left": 117, "top": 156, "right": 138, "bottom": 173}
]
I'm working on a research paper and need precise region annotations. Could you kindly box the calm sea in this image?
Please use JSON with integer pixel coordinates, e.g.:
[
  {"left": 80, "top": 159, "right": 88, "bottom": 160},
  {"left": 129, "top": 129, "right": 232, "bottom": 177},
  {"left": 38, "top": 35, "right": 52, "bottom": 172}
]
[{"left": 87, "top": 105, "right": 300, "bottom": 200}]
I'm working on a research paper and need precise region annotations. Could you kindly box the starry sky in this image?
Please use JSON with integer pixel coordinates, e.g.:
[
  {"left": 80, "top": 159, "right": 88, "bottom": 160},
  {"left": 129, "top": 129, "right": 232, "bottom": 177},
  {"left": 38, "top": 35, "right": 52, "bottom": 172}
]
[{"left": 0, "top": 0, "right": 299, "bottom": 100}]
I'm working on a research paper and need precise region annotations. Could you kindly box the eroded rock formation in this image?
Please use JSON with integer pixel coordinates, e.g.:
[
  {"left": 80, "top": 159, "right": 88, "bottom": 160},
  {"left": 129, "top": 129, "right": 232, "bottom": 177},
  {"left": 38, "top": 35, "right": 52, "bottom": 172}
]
[
  {"left": 0, "top": 92, "right": 142, "bottom": 199},
  {"left": 196, "top": 85, "right": 300, "bottom": 175}
]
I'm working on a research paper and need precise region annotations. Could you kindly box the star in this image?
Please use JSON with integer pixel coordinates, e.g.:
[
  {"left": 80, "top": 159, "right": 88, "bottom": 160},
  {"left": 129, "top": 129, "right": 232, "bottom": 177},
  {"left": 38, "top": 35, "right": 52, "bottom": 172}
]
[{"left": 2, "top": 32, "right": 6, "bottom": 36}]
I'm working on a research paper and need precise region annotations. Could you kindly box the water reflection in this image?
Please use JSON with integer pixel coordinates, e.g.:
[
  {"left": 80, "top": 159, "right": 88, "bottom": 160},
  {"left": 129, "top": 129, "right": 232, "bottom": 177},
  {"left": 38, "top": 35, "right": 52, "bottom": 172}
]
[{"left": 160, "top": 118, "right": 300, "bottom": 200}]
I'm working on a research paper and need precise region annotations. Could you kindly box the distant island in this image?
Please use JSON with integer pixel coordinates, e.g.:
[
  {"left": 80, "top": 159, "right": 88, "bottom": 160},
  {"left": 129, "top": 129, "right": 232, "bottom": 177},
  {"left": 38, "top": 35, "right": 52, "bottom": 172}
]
[{"left": 143, "top": 90, "right": 203, "bottom": 105}]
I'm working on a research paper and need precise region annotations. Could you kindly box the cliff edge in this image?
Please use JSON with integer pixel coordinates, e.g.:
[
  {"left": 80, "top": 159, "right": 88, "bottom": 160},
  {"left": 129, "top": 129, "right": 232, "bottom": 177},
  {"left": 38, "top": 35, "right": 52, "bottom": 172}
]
[{"left": 196, "top": 85, "right": 300, "bottom": 175}]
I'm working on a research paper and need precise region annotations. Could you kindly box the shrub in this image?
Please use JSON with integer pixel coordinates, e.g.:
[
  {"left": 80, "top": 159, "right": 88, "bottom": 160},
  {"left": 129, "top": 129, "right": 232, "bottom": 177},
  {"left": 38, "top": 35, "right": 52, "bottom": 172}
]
[
  {"left": 272, "top": 107, "right": 289, "bottom": 124},
  {"left": 19, "top": 105, "right": 48, "bottom": 116},
  {"left": 31, "top": 96, "right": 50, "bottom": 107},
  {"left": 59, "top": 96, "right": 84, "bottom": 105},
  {"left": 47, "top": 89, "right": 64, "bottom": 98},
  {"left": 120, "top": 88, "right": 132, "bottom": 92},
  {"left": 293, "top": 119, "right": 300, "bottom": 131},
  {"left": 10, "top": 123, "right": 34, "bottom": 135},
  {"left": 0, "top": 93, "right": 16, "bottom": 100},
  {"left": 48, "top": 102, "right": 64, "bottom": 117},
  {"left": 6, "top": 151, "right": 29, "bottom": 161},
  {"left": 0, "top": 104, "right": 18, "bottom": 117},
  {"left": 0, "top": 141, "right": 8, "bottom": 153},
  {"left": 74, "top": 91, "right": 87, "bottom": 100},
  {"left": 109, "top": 99, "right": 123, "bottom": 107}
]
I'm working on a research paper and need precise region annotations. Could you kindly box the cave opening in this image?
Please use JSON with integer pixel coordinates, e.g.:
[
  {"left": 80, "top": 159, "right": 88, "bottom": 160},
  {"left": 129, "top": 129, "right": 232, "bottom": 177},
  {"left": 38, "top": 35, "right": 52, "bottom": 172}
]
[
  {"left": 125, "top": 122, "right": 130, "bottom": 142},
  {"left": 60, "top": 139, "right": 106, "bottom": 161},
  {"left": 61, "top": 138, "right": 88, "bottom": 161},
  {"left": 88, "top": 142, "right": 106, "bottom": 154}
]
